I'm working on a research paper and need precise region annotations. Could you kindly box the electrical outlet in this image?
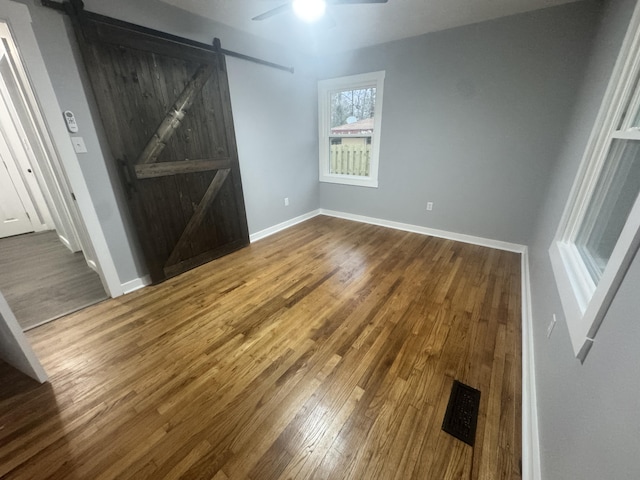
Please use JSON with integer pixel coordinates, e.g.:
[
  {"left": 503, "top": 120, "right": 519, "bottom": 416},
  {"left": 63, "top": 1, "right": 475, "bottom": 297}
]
[
  {"left": 547, "top": 314, "right": 557, "bottom": 338},
  {"left": 284, "top": 197, "right": 289, "bottom": 207},
  {"left": 426, "top": 202, "right": 433, "bottom": 211}
]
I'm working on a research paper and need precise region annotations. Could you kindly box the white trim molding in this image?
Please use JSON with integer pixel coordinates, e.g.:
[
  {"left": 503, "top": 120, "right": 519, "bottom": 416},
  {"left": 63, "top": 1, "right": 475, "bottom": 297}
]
[
  {"left": 319, "top": 209, "right": 527, "bottom": 253},
  {"left": 521, "top": 249, "right": 541, "bottom": 480},
  {"left": 0, "top": 291, "right": 47, "bottom": 383},
  {"left": 248, "top": 208, "right": 528, "bottom": 254},
  {"left": 121, "top": 275, "right": 152, "bottom": 295},
  {"left": 251, "top": 208, "right": 527, "bottom": 253},
  {"left": 250, "top": 210, "right": 321, "bottom": 243}
]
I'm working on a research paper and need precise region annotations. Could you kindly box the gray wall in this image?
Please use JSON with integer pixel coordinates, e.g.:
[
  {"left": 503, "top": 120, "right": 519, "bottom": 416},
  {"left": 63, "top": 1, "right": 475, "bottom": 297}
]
[
  {"left": 225, "top": 56, "right": 318, "bottom": 233},
  {"left": 315, "top": 2, "right": 600, "bottom": 245},
  {"left": 18, "top": 0, "right": 319, "bottom": 284},
  {"left": 528, "top": 0, "right": 640, "bottom": 477}
]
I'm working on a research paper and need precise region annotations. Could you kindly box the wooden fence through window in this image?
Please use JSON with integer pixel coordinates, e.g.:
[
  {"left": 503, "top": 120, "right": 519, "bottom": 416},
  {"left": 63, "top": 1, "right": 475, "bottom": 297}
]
[{"left": 330, "top": 144, "right": 371, "bottom": 176}]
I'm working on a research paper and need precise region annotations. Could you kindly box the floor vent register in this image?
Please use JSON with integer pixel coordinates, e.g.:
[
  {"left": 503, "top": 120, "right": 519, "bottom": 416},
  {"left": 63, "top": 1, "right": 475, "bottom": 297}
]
[{"left": 441, "top": 380, "right": 481, "bottom": 446}]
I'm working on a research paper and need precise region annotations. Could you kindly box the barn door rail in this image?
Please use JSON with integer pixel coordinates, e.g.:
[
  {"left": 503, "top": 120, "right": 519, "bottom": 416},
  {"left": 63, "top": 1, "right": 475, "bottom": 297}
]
[{"left": 40, "top": 0, "right": 295, "bottom": 73}]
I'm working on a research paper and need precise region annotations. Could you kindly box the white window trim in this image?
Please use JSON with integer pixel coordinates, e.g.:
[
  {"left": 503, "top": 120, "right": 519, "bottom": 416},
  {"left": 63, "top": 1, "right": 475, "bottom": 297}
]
[
  {"left": 549, "top": 1, "right": 640, "bottom": 362},
  {"left": 318, "top": 71, "right": 385, "bottom": 188}
]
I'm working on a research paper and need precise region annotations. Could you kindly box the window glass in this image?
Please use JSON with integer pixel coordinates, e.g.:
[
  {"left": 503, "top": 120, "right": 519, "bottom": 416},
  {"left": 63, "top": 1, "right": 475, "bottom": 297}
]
[
  {"left": 329, "top": 88, "right": 376, "bottom": 130},
  {"left": 575, "top": 140, "right": 640, "bottom": 282},
  {"left": 328, "top": 87, "right": 375, "bottom": 176}
]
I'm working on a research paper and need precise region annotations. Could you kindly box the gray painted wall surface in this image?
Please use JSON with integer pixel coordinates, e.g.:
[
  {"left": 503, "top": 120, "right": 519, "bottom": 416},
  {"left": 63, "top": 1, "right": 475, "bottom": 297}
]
[
  {"left": 18, "top": 0, "right": 318, "bottom": 284},
  {"left": 225, "top": 57, "right": 318, "bottom": 234},
  {"left": 528, "top": 0, "right": 640, "bottom": 477},
  {"left": 315, "top": 2, "right": 600, "bottom": 245}
]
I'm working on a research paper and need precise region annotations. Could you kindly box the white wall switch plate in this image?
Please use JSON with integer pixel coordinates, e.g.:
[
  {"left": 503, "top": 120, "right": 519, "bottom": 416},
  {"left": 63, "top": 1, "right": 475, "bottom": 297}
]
[
  {"left": 426, "top": 202, "right": 433, "bottom": 211},
  {"left": 71, "top": 136, "right": 88, "bottom": 153},
  {"left": 284, "top": 197, "right": 289, "bottom": 206}
]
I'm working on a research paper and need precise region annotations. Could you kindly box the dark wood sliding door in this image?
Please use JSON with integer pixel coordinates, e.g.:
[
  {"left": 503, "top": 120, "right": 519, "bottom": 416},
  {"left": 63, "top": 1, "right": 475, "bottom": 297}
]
[{"left": 68, "top": 4, "right": 249, "bottom": 283}]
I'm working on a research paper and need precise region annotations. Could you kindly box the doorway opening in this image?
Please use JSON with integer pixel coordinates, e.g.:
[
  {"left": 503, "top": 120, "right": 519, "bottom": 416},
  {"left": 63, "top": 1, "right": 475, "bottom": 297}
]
[{"left": 0, "top": 21, "right": 108, "bottom": 330}]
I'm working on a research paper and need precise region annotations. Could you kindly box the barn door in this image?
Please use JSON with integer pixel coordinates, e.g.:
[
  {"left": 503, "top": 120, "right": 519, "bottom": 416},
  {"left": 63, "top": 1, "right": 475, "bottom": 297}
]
[{"left": 68, "top": 7, "right": 249, "bottom": 283}]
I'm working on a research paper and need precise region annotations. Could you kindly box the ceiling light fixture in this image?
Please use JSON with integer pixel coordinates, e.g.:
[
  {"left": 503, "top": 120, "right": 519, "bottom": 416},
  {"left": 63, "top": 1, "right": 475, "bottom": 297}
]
[{"left": 292, "top": 0, "right": 327, "bottom": 23}]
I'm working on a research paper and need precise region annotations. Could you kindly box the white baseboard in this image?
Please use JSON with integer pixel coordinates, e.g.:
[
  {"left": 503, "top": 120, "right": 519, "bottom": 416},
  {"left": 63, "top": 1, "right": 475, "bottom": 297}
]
[
  {"left": 319, "top": 209, "right": 527, "bottom": 253},
  {"left": 121, "top": 275, "right": 151, "bottom": 295},
  {"left": 249, "top": 207, "right": 527, "bottom": 253},
  {"left": 86, "top": 259, "right": 98, "bottom": 273},
  {"left": 57, "top": 233, "right": 74, "bottom": 252},
  {"left": 521, "top": 249, "right": 541, "bottom": 480},
  {"left": 249, "top": 209, "right": 321, "bottom": 243}
]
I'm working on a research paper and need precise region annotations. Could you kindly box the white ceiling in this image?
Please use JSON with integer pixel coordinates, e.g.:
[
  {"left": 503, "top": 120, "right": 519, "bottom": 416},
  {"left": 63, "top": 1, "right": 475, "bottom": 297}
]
[{"left": 160, "top": 0, "right": 579, "bottom": 55}]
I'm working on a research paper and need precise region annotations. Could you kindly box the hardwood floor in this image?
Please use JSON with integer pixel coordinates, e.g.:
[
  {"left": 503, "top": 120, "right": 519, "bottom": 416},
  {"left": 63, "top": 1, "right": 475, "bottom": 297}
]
[
  {"left": 0, "top": 231, "right": 108, "bottom": 330},
  {"left": 0, "top": 216, "right": 522, "bottom": 479}
]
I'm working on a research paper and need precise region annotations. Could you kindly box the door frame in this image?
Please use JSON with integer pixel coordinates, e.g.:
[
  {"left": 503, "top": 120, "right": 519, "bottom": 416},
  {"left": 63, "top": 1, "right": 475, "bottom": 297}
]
[
  {"left": 0, "top": 70, "right": 55, "bottom": 235},
  {"left": 0, "top": 46, "right": 81, "bottom": 253},
  {"left": 0, "top": 0, "right": 123, "bottom": 297},
  {"left": 0, "top": 120, "right": 48, "bottom": 236},
  {"left": 0, "top": 291, "right": 47, "bottom": 383}
]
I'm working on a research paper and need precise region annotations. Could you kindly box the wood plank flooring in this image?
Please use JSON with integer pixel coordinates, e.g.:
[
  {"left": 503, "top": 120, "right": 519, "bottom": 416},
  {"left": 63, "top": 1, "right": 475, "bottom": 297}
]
[
  {"left": 0, "top": 216, "right": 522, "bottom": 479},
  {"left": 0, "top": 231, "right": 108, "bottom": 330}
]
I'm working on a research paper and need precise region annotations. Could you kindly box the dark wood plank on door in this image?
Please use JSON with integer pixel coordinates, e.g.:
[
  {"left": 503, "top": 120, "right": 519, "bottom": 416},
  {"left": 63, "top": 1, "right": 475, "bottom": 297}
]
[{"left": 68, "top": 7, "right": 249, "bottom": 283}]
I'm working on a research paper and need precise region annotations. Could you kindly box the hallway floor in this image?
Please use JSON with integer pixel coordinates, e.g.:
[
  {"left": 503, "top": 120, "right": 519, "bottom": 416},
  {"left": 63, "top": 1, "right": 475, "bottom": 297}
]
[{"left": 0, "top": 230, "right": 108, "bottom": 330}]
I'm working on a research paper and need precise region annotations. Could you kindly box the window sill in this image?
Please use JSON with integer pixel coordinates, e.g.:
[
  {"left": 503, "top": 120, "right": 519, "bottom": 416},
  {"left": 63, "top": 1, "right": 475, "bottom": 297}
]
[
  {"left": 549, "top": 241, "right": 596, "bottom": 361},
  {"left": 319, "top": 174, "right": 378, "bottom": 188}
]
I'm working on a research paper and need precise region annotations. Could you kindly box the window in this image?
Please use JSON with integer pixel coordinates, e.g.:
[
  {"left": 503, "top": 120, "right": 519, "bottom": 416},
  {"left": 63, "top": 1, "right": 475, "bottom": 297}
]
[
  {"left": 318, "top": 71, "right": 385, "bottom": 188},
  {"left": 550, "top": 4, "right": 640, "bottom": 362}
]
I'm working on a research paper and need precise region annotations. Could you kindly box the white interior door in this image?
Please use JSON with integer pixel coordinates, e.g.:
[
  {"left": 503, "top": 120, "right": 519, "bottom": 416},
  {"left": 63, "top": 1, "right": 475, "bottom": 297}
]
[{"left": 0, "top": 142, "right": 35, "bottom": 238}]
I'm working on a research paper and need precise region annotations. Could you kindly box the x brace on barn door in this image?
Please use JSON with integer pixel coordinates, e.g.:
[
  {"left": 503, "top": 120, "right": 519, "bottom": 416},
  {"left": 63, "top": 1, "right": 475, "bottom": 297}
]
[
  {"left": 104, "top": 61, "right": 239, "bottom": 276},
  {"left": 130, "top": 63, "right": 232, "bottom": 273}
]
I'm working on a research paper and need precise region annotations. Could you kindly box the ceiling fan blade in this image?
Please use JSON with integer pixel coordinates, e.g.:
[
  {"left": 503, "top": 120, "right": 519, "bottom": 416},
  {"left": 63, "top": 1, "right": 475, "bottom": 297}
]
[
  {"left": 252, "top": 3, "right": 291, "bottom": 21},
  {"left": 332, "top": 0, "right": 388, "bottom": 4}
]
